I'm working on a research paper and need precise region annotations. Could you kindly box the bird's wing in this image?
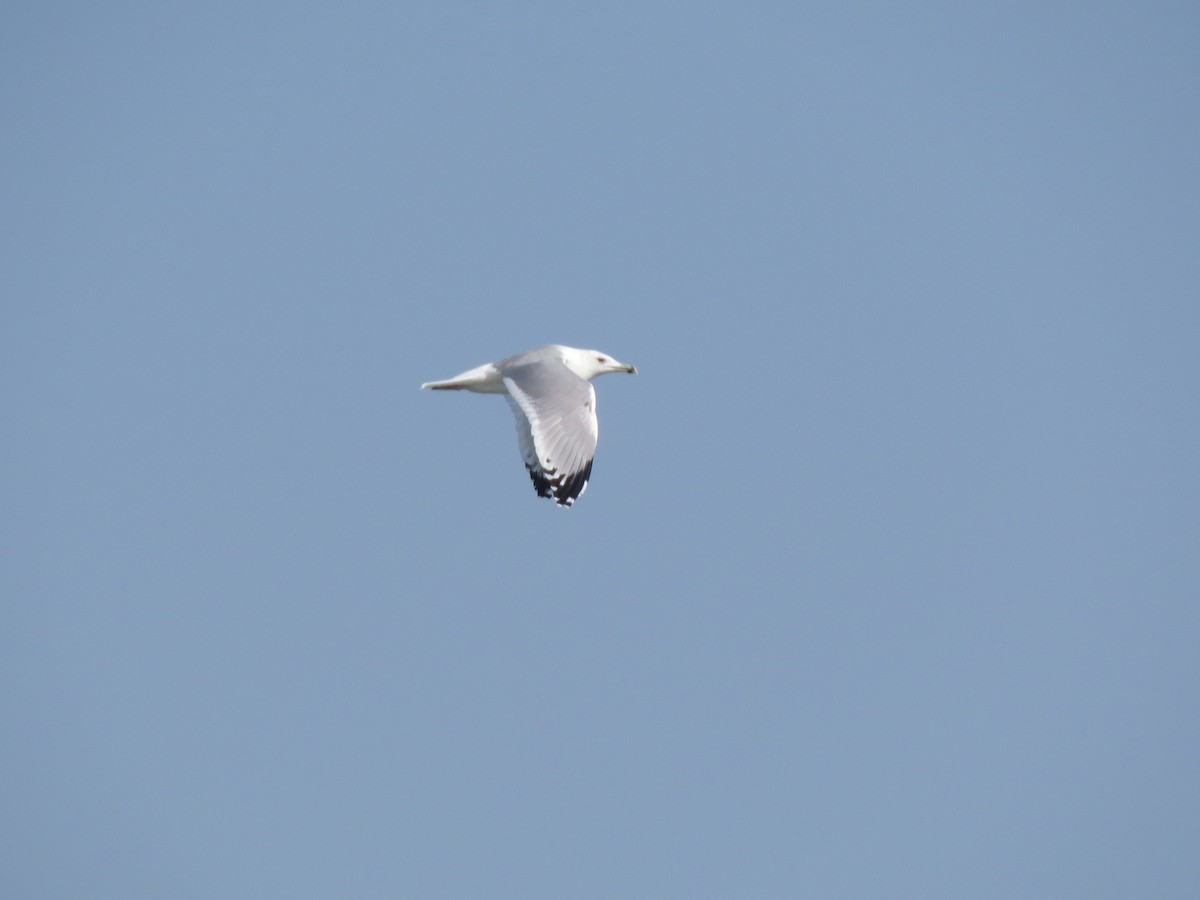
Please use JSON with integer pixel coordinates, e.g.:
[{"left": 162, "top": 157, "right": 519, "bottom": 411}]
[{"left": 502, "top": 360, "right": 598, "bottom": 507}]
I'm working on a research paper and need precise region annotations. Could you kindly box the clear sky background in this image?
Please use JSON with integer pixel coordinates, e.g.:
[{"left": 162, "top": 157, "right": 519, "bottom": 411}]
[{"left": 3, "top": 2, "right": 1198, "bottom": 897}]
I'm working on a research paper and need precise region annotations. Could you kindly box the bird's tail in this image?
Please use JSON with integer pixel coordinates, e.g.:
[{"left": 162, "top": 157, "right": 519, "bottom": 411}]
[
  {"left": 419, "top": 362, "right": 505, "bottom": 393},
  {"left": 420, "top": 378, "right": 467, "bottom": 390}
]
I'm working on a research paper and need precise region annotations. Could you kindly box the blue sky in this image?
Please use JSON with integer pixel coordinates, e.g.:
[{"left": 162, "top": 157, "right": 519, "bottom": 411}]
[{"left": 3, "top": 2, "right": 1198, "bottom": 897}]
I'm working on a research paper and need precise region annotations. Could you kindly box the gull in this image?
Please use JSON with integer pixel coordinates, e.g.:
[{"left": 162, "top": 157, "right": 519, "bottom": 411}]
[{"left": 422, "top": 344, "right": 637, "bottom": 507}]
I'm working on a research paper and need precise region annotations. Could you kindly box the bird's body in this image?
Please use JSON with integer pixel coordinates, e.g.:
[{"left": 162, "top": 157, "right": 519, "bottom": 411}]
[{"left": 421, "top": 344, "right": 637, "bottom": 507}]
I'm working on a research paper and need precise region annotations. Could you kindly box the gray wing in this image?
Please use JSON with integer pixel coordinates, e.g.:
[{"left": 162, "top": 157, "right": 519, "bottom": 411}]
[{"left": 502, "top": 359, "right": 598, "bottom": 507}]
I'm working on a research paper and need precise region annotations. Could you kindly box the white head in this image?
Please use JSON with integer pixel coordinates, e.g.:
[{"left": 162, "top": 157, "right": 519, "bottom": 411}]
[{"left": 559, "top": 345, "right": 638, "bottom": 381}]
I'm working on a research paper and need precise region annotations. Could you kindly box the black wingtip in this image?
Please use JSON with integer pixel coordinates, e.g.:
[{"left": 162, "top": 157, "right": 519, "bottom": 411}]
[{"left": 525, "top": 458, "right": 594, "bottom": 507}]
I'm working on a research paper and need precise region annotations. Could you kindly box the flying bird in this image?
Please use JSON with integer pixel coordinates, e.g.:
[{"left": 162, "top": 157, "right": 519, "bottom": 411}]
[{"left": 421, "top": 344, "right": 638, "bottom": 507}]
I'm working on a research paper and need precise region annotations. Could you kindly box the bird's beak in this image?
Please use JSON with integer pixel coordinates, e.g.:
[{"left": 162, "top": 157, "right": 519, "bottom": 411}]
[{"left": 619, "top": 362, "right": 638, "bottom": 374}]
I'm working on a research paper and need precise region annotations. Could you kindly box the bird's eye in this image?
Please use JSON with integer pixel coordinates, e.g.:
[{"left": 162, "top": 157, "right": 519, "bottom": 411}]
[{"left": 596, "top": 356, "right": 605, "bottom": 362}]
